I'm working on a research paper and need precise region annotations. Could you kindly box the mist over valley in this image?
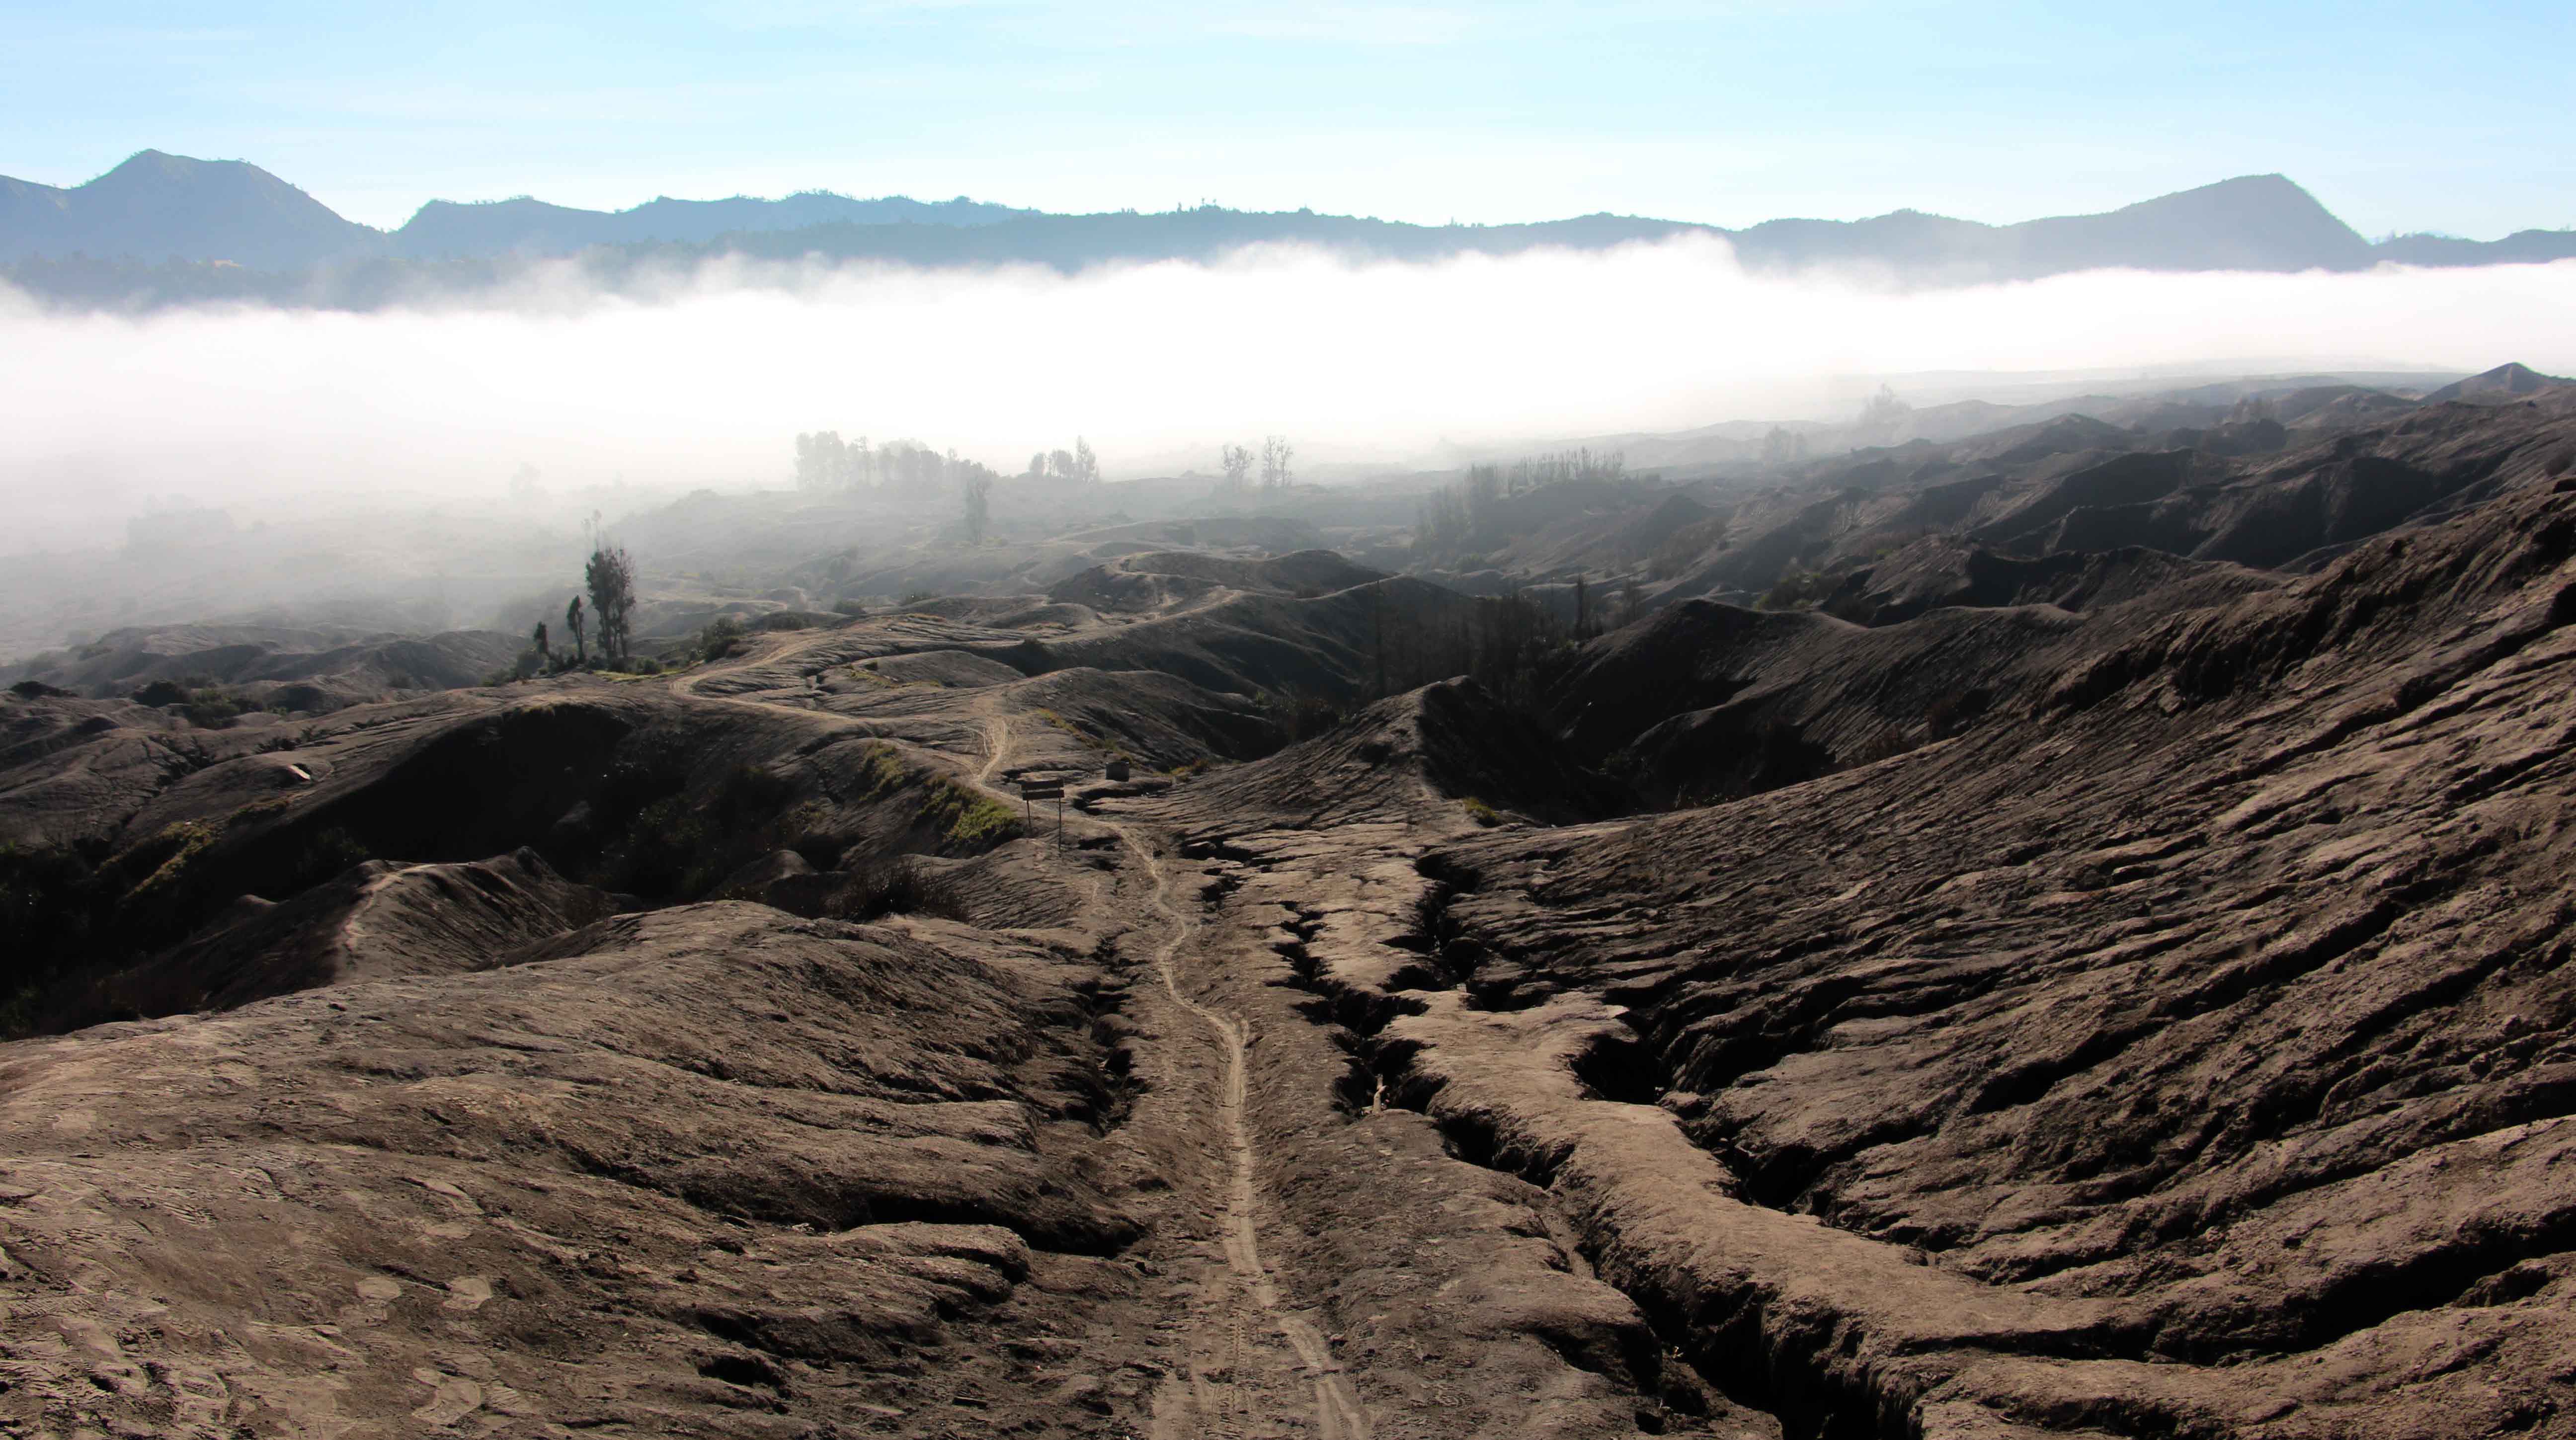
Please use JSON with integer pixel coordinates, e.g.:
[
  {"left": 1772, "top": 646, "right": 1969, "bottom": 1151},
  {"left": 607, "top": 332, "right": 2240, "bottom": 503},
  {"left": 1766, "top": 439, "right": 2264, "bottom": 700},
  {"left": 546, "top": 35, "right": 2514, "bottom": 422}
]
[{"left": 9, "top": 12, "right": 2576, "bottom": 1435}]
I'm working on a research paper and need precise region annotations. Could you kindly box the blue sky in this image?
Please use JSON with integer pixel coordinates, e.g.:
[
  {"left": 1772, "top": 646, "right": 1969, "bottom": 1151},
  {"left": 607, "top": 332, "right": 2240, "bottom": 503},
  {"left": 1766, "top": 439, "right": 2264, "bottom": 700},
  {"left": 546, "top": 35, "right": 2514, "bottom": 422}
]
[{"left": 3, "top": 1, "right": 2569, "bottom": 238}]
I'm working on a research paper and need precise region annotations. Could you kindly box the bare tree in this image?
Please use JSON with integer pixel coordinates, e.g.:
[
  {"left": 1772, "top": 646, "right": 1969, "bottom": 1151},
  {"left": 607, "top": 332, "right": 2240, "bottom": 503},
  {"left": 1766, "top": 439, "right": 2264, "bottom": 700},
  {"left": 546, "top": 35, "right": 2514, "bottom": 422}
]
[
  {"left": 1219, "top": 443, "right": 1253, "bottom": 494},
  {"left": 1073, "top": 437, "right": 1100, "bottom": 485},
  {"left": 1260, "top": 435, "right": 1294, "bottom": 492},
  {"left": 961, "top": 473, "right": 993, "bottom": 545}
]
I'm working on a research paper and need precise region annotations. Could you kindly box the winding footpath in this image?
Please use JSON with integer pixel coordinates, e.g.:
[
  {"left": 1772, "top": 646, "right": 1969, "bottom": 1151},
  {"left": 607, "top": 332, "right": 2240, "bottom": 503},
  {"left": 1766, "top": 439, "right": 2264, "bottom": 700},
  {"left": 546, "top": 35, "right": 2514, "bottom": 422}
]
[{"left": 674, "top": 631, "right": 1369, "bottom": 1437}]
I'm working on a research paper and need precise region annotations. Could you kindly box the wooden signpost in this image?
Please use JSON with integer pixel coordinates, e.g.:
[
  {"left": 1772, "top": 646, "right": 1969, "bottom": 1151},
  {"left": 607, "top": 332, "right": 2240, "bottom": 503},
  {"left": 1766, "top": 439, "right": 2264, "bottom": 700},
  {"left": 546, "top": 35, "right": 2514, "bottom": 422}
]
[{"left": 1019, "top": 778, "right": 1066, "bottom": 847}]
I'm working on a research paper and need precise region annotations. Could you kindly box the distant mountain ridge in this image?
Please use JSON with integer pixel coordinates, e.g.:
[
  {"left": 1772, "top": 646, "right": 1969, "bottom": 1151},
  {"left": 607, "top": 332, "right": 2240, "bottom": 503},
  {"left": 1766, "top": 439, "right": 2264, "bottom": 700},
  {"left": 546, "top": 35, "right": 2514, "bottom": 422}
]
[
  {"left": 0, "top": 150, "right": 1035, "bottom": 269},
  {"left": 0, "top": 151, "right": 375, "bottom": 271},
  {"left": 3, "top": 151, "right": 2572, "bottom": 308}
]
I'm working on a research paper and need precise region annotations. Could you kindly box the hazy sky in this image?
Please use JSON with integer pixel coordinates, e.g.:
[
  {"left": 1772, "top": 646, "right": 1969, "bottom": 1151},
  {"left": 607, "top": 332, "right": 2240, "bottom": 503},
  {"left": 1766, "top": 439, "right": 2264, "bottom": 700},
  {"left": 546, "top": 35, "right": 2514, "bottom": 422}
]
[{"left": 3, "top": 1, "right": 2570, "bottom": 239}]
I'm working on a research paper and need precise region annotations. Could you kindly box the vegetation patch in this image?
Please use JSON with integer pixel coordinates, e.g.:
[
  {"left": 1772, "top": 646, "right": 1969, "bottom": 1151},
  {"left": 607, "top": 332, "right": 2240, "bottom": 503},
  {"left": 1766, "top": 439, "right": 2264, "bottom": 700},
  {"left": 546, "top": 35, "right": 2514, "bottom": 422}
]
[
  {"left": 0, "top": 797, "right": 368, "bottom": 1037},
  {"left": 591, "top": 762, "right": 809, "bottom": 899},
  {"left": 1758, "top": 567, "right": 1841, "bottom": 611},
  {"left": 918, "top": 778, "right": 1021, "bottom": 852},
  {"left": 852, "top": 743, "right": 911, "bottom": 801},
  {"left": 120, "top": 819, "right": 222, "bottom": 902},
  {"left": 1038, "top": 707, "right": 1130, "bottom": 759},
  {"left": 826, "top": 856, "right": 971, "bottom": 922}
]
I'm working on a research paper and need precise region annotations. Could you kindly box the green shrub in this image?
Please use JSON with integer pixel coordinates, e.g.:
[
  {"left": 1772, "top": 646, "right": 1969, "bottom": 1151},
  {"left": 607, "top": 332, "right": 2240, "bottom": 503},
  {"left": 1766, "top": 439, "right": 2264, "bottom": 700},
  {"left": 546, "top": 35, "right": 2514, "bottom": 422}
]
[
  {"left": 853, "top": 743, "right": 910, "bottom": 800},
  {"left": 182, "top": 688, "right": 250, "bottom": 728},
  {"left": 1461, "top": 797, "right": 1502, "bottom": 827},
  {"left": 121, "top": 820, "right": 221, "bottom": 902},
  {"left": 918, "top": 779, "right": 1021, "bottom": 852},
  {"left": 697, "top": 615, "right": 748, "bottom": 663}
]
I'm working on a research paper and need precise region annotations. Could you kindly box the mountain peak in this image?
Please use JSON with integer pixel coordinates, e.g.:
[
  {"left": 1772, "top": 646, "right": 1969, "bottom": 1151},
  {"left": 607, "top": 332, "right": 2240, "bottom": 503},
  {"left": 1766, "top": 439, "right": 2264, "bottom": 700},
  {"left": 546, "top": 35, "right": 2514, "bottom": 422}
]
[
  {"left": 2422, "top": 362, "right": 2574, "bottom": 404},
  {"left": 0, "top": 148, "right": 377, "bottom": 268}
]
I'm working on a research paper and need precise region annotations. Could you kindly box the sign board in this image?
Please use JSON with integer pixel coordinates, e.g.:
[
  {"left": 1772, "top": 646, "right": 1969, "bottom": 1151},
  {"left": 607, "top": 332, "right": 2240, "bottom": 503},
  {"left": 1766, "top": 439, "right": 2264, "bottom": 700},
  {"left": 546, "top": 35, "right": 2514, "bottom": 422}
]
[{"left": 1019, "top": 782, "right": 1066, "bottom": 800}]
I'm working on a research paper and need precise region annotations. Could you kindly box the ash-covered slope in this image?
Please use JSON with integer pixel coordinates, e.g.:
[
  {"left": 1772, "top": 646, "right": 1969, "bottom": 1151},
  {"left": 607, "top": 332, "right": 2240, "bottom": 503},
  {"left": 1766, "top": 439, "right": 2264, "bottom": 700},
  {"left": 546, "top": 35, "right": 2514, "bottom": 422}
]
[
  {"left": 1645, "top": 386, "right": 2576, "bottom": 611},
  {"left": 0, "top": 902, "right": 1137, "bottom": 1435},
  {"left": 1181, "top": 677, "right": 1619, "bottom": 832},
  {"left": 3, "top": 622, "right": 523, "bottom": 711},
  {"left": 59, "top": 847, "right": 612, "bottom": 1027},
  {"left": 1346, "top": 467, "right": 2576, "bottom": 1435},
  {"left": 1029, "top": 574, "right": 1475, "bottom": 701}
]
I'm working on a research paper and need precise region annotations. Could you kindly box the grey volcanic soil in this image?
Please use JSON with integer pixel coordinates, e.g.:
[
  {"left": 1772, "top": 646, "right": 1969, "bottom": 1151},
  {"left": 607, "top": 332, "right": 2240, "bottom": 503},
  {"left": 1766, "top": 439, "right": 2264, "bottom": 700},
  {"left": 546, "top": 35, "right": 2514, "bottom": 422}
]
[{"left": 8, "top": 400, "right": 2576, "bottom": 1437}]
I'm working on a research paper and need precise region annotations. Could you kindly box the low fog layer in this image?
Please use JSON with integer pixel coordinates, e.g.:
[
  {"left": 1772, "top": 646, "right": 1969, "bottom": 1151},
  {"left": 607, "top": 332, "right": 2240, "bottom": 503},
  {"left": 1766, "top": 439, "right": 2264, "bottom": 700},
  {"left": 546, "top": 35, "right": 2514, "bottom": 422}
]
[{"left": 5, "top": 240, "right": 2574, "bottom": 555}]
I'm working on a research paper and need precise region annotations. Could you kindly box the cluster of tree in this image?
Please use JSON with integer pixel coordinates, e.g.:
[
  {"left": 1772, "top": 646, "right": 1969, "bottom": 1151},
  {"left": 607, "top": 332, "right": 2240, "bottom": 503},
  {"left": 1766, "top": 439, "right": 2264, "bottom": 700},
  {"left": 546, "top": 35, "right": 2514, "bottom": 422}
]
[
  {"left": 1854, "top": 385, "right": 1913, "bottom": 441},
  {"left": 1215, "top": 436, "right": 1295, "bottom": 496},
  {"left": 1387, "top": 575, "right": 1639, "bottom": 701},
  {"left": 1259, "top": 575, "right": 1650, "bottom": 744},
  {"left": 1023, "top": 437, "right": 1101, "bottom": 485},
  {"left": 795, "top": 432, "right": 1009, "bottom": 495},
  {"left": 1760, "top": 426, "right": 1811, "bottom": 464},
  {"left": 1414, "top": 447, "right": 1632, "bottom": 557},
  {"left": 515, "top": 545, "right": 637, "bottom": 678}
]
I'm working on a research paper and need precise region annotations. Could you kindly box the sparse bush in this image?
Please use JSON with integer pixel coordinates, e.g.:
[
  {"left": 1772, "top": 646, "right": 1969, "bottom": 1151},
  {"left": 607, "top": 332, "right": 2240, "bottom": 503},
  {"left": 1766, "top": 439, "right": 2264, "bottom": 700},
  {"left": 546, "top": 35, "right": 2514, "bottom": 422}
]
[
  {"left": 282, "top": 827, "right": 372, "bottom": 893},
  {"left": 1461, "top": 797, "right": 1502, "bottom": 826},
  {"left": 757, "top": 611, "right": 810, "bottom": 632},
  {"left": 1039, "top": 707, "right": 1128, "bottom": 758},
  {"left": 829, "top": 857, "right": 970, "bottom": 923},
  {"left": 696, "top": 615, "right": 748, "bottom": 663},
  {"left": 918, "top": 779, "right": 1021, "bottom": 851},
  {"left": 0, "top": 841, "right": 107, "bottom": 1031},
  {"left": 592, "top": 763, "right": 799, "bottom": 899},
  {"left": 1270, "top": 687, "right": 1350, "bottom": 744},
  {"left": 122, "top": 819, "right": 221, "bottom": 903},
  {"left": 1758, "top": 568, "right": 1840, "bottom": 611},
  {"left": 181, "top": 689, "right": 250, "bottom": 728},
  {"left": 9, "top": 679, "right": 72, "bottom": 700},
  {"left": 1926, "top": 687, "right": 1993, "bottom": 739},
  {"left": 853, "top": 743, "right": 910, "bottom": 800}
]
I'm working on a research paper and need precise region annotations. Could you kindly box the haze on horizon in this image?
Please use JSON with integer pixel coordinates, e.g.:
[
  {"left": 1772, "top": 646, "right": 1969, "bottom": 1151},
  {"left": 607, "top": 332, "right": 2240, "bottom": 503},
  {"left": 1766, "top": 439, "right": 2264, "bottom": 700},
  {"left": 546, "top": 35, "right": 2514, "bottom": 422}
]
[{"left": 4, "top": 238, "right": 2576, "bottom": 556}]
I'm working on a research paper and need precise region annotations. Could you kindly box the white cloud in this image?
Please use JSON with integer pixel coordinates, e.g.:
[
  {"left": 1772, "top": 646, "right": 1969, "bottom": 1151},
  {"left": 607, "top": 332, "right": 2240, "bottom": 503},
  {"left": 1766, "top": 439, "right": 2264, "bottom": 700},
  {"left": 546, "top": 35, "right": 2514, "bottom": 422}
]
[{"left": 1, "top": 241, "right": 2571, "bottom": 551}]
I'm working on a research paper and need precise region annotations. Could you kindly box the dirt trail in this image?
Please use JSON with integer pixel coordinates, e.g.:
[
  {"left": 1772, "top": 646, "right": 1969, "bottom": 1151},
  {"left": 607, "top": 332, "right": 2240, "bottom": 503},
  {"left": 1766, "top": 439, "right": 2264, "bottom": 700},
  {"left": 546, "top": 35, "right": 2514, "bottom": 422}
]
[
  {"left": 976, "top": 706, "right": 1013, "bottom": 784},
  {"left": 1112, "top": 820, "right": 1373, "bottom": 1440},
  {"left": 673, "top": 627, "right": 1366, "bottom": 1435}
]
